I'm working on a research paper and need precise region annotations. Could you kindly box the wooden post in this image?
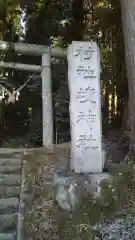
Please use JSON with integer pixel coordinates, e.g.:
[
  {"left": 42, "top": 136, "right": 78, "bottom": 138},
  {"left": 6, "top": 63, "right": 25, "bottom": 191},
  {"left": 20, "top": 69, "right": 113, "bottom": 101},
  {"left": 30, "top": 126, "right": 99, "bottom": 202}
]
[{"left": 41, "top": 48, "right": 53, "bottom": 149}]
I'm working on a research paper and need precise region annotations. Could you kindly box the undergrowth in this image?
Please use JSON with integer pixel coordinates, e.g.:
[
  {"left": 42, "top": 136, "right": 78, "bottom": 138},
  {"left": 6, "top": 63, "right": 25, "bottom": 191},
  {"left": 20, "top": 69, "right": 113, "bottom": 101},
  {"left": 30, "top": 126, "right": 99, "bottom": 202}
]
[{"left": 23, "top": 149, "right": 131, "bottom": 240}]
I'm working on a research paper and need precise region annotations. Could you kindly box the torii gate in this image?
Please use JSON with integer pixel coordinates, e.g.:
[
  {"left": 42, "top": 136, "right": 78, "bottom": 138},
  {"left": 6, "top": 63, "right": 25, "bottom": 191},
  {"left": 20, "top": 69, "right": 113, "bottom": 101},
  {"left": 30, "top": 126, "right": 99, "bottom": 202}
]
[{"left": 0, "top": 41, "right": 66, "bottom": 149}]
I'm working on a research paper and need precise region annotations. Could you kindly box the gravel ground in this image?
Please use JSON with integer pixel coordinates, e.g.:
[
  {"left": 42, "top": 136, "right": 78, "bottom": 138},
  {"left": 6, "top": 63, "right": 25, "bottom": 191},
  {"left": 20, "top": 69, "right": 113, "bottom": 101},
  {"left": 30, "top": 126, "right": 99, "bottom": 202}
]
[{"left": 94, "top": 214, "right": 135, "bottom": 240}]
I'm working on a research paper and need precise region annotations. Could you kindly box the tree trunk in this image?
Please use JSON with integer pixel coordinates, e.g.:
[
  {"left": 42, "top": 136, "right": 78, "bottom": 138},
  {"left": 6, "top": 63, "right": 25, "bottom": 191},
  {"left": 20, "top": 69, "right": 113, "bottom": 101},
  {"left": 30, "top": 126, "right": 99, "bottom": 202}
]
[
  {"left": 120, "top": 0, "right": 135, "bottom": 151},
  {"left": 121, "top": 96, "right": 130, "bottom": 140}
]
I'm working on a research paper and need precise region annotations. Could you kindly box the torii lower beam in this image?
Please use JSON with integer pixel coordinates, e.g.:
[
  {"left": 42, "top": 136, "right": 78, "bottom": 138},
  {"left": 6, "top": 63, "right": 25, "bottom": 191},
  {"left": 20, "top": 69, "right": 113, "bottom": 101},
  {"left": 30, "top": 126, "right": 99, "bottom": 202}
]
[{"left": 0, "top": 61, "right": 41, "bottom": 72}]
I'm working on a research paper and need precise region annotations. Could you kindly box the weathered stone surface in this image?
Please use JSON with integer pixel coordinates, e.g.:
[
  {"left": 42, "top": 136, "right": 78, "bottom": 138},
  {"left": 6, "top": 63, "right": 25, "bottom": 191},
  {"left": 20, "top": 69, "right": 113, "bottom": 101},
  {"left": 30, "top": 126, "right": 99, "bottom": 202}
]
[
  {"left": 0, "top": 150, "right": 23, "bottom": 239},
  {"left": 0, "top": 174, "right": 21, "bottom": 186},
  {"left": 87, "top": 173, "right": 112, "bottom": 199},
  {"left": 67, "top": 41, "right": 103, "bottom": 173},
  {"left": 0, "top": 232, "right": 16, "bottom": 240},
  {"left": 53, "top": 169, "right": 113, "bottom": 211},
  {"left": 0, "top": 213, "right": 17, "bottom": 232},
  {"left": 0, "top": 198, "right": 19, "bottom": 210},
  {"left": 0, "top": 166, "right": 21, "bottom": 174},
  {"left": 0, "top": 186, "right": 20, "bottom": 198},
  {"left": 0, "top": 158, "right": 21, "bottom": 166}
]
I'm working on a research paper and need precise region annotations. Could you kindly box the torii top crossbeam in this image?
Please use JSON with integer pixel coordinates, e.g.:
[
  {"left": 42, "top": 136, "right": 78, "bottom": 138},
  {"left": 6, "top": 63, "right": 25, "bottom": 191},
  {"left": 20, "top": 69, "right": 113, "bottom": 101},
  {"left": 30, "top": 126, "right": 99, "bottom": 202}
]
[{"left": 0, "top": 41, "right": 67, "bottom": 58}]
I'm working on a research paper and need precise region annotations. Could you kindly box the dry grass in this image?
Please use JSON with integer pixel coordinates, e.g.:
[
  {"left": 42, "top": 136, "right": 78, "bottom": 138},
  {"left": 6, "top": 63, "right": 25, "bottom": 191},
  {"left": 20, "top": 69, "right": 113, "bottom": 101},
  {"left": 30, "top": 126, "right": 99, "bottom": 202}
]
[
  {"left": 23, "top": 145, "right": 70, "bottom": 239},
  {"left": 23, "top": 145, "right": 130, "bottom": 240}
]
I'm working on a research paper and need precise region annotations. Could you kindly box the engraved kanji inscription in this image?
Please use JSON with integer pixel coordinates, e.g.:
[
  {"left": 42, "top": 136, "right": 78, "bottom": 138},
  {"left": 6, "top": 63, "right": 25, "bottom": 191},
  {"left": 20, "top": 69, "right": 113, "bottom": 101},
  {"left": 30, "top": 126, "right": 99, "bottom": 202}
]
[
  {"left": 76, "top": 134, "right": 98, "bottom": 152},
  {"left": 76, "top": 110, "right": 96, "bottom": 126},
  {"left": 77, "top": 87, "right": 96, "bottom": 103},
  {"left": 76, "top": 65, "right": 96, "bottom": 78},
  {"left": 74, "top": 45, "right": 94, "bottom": 61}
]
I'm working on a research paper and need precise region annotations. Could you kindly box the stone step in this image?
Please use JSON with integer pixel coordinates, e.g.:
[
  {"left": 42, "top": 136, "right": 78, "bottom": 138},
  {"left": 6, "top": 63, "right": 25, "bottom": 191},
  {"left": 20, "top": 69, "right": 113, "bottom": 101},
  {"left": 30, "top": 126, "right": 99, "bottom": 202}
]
[
  {"left": 0, "top": 198, "right": 19, "bottom": 210},
  {"left": 0, "top": 208, "right": 18, "bottom": 215},
  {"left": 0, "top": 166, "right": 21, "bottom": 174},
  {"left": 0, "top": 213, "right": 17, "bottom": 232},
  {"left": 0, "top": 150, "right": 23, "bottom": 237},
  {"left": 0, "top": 232, "right": 16, "bottom": 240},
  {"left": 0, "top": 153, "right": 21, "bottom": 159},
  {"left": 0, "top": 158, "right": 22, "bottom": 166},
  {"left": 0, "top": 174, "right": 21, "bottom": 186},
  {"left": 0, "top": 186, "right": 20, "bottom": 198}
]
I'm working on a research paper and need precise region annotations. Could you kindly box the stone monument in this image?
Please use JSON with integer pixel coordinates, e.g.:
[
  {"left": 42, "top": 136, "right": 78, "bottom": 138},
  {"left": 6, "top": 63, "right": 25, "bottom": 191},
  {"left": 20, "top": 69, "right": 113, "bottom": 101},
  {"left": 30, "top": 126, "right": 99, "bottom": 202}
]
[{"left": 67, "top": 41, "right": 103, "bottom": 173}]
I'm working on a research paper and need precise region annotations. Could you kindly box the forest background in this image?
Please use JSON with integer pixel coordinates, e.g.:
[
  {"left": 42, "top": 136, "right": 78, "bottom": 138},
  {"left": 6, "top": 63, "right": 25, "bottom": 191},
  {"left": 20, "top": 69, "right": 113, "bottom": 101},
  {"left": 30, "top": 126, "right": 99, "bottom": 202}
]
[{"left": 0, "top": 0, "right": 131, "bottom": 148}]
